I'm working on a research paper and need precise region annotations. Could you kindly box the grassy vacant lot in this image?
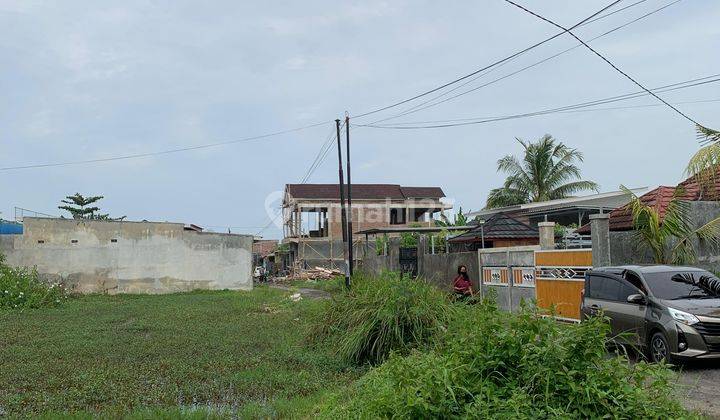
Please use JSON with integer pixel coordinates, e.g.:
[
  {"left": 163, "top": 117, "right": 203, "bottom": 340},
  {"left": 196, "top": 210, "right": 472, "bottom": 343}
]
[{"left": 0, "top": 286, "right": 356, "bottom": 418}]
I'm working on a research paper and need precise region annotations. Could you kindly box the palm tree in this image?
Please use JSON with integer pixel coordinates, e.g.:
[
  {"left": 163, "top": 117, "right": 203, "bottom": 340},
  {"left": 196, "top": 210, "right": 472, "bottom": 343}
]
[
  {"left": 623, "top": 186, "right": 720, "bottom": 265},
  {"left": 686, "top": 126, "right": 720, "bottom": 195},
  {"left": 485, "top": 135, "right": 599, "bottom": 208}
]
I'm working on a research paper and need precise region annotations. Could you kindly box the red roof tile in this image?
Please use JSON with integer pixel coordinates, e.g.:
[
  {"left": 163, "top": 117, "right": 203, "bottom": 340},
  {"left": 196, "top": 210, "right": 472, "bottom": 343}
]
[{"left": 576, "top": 167, "right": 720, "bottom": 234}]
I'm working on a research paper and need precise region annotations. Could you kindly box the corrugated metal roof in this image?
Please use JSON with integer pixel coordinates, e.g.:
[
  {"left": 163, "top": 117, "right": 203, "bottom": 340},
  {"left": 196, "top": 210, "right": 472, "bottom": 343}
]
[{"left": 468, "top": 188, "right": 649, "bottom": 220}]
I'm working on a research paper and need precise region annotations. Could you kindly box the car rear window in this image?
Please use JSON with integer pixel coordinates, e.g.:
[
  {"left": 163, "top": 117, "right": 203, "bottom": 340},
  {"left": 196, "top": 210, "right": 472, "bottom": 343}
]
[
  {"left": 587, "top": 274, "right": 641, "bottom": 302},
  {"left": 643, "top": 270, "right": 720, "bottom": 300},
  {"left": 587, "top": 275, "right": 621, "bottom": 301}
]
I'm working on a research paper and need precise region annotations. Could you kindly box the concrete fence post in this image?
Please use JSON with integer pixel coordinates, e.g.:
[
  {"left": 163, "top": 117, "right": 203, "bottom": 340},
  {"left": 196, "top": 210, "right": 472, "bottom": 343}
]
[
  {"left": 590, "top": 213, "right": 611, "bottom": 267},
  {"left": 388, "top": 237, "right": 401, "bottom": 272},
  {"left": 417, "top": 235, "right": 428, "bottom": 277},
  {"left": 538, "top": 222, "right": 556, "bottom": 250}
]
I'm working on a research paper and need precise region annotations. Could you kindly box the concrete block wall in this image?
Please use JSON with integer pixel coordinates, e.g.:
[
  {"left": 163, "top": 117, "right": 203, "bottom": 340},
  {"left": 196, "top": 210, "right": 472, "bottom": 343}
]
[
  {"left": 421, "top": 252, "right": 479, "bottom": 292},
  {"left": 0, "top": 218, "right": 253, "bottom": 294},
  {"left": 600, "top": 201, "right": 720, "bottom": 270}
]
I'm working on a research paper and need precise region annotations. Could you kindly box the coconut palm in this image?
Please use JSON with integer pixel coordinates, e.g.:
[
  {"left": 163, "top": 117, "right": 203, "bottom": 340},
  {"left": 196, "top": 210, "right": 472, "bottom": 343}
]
[
  {"left": 485, "top": 135, "right": 599, "bottom": 208},
  {"left": 687, "top": 125, "right": 720, "bottom": 195},
  {"left": 623, "top": 186, "right": 720, "bottom": 265}
]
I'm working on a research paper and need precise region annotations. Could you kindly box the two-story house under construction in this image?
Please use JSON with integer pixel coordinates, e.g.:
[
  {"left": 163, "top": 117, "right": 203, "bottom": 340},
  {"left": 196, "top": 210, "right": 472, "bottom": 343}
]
[{"left": 282, "top": 183, "right": 450, "bottom": 271}]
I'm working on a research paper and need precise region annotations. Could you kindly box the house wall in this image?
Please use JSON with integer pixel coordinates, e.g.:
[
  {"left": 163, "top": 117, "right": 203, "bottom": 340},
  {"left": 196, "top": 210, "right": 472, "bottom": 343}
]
[
  {"left": 606, "top": 201, "right": 720, "bottom": 271},
  {"left": 0, "top": 218, "right": 253, "bottom": 294}
]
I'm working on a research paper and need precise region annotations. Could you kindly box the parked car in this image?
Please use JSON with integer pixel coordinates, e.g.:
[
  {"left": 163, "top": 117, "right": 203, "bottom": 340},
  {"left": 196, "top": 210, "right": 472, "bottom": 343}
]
[{"left": 580, "top": 265, "right": 720, "bottom": 363}]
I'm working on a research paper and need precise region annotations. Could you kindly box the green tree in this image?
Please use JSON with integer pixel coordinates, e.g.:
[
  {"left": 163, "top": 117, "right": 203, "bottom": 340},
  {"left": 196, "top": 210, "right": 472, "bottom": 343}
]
[
  {"left": 58, "top": 193, "right": 125, "bottom": 220},
  {"left": 485, "top": 135, "right": 599, "bottom": 209},
  {"left": 435, "top": 207, "right": 471, "bottom": 227},
  {"left": 623, "top": 186, "right": 720, "bottom": 264}
]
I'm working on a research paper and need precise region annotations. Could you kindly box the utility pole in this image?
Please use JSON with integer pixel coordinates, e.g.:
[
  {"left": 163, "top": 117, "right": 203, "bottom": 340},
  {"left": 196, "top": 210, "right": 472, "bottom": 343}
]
[
  {"left": 335, "top": 119, "right": 350, "bottom": 288},
  {"left": 345, "top": 115, "right": 353, "bottom": 278}
]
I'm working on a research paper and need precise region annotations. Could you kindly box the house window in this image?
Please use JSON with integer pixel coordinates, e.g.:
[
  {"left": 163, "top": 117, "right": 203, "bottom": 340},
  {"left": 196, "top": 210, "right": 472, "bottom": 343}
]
[
  {"left": 71, "top": 239, "right": 78, "bottom": 244},
  {"left": 390, "top": 208, "right": 406, "bottom": 225},
  {"left": 37, "top": 240, "right": 45, "bottom": 244},
  {"left": 110, "top": 239, "right": 118, "bottom": 243}
]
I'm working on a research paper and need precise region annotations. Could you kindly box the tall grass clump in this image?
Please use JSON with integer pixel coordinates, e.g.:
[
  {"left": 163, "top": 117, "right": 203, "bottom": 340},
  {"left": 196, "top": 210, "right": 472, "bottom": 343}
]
[
  {"left": 0, "top": 254, "right": 68, "bottom": 309},
  {"left": 313, "top": 270, "right": 451, "bottom": 366},
  {"left": 323, "top": 299, "right": 696, "bottom": 419}
]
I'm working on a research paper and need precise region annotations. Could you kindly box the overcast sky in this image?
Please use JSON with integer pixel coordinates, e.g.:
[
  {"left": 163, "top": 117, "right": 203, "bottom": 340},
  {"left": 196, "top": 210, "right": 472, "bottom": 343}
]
[{"left": 1, "top": 0, "right": 718, "bottom": 238}]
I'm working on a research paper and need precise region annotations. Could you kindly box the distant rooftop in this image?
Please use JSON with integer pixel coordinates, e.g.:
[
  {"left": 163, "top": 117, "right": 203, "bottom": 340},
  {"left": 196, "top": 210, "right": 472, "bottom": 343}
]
[
  {"left": 467, "top": 187, "right": 650, "bottom": 220},
  {"left": 449, "top": 213, "right": 538, "bottom": 243},
  {"left": 285, "top": 184, "right": 446, "bottom": 201}
]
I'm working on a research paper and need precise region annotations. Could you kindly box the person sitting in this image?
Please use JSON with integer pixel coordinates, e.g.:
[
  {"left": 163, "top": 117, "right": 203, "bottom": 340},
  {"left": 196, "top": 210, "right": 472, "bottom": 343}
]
[{"left": 453, "top": 265, "right": 474, "bottom": 299}]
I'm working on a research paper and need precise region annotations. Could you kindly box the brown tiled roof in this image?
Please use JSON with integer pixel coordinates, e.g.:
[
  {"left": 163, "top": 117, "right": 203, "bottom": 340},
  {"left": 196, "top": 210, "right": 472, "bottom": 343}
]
[
  {"left": 449, "top": 213, "right": 538, "bottom": 242},
  {"left": 286, "top": 184, "right": 445, "bottom": 200},
  {"left": 400, "top": 186, "right": 445, "bottom": 199},
  {"left": 677, "top": 166, "right": 720, "bottom": 201}
]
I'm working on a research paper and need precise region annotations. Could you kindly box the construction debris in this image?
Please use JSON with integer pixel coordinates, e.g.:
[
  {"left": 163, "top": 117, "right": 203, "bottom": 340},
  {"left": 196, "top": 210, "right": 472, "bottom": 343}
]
[{"left": 286, "top": 266, "right": 344, "bottom": 281}]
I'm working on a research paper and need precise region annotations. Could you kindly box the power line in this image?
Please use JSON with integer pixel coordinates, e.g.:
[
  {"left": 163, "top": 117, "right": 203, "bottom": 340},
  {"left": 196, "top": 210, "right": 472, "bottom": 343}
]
[
  {"left": 368, "top": 74, "right": 720, "bottom": 126},
  {"left": 369, "top": 0, "right": 681, "bottom": 125},
  {"left": 351, "top": 0, "right": 622, "bottom": 119},
  {"left": 357, "top": 75, "right": 720, "bottom": 129},
  {"left": 0, "top": 120, "right": 332, "bottom": 172},
  {"left": 255, "top": 122, "right": 344, "bottom": 236},
  {"left": 503, "top": 0, "right": 703, "bottom": 127}
]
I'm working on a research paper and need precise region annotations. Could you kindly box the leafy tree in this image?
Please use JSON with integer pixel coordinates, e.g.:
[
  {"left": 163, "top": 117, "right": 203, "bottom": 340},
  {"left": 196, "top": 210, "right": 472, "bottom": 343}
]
[
  {"left": 435, "top": 207, "right": 471, "bottom": 227},
  {"left": 623, "top": 186, "right": 720, "bottom": 264},
  {"left": 486, "top": 135, "right": 599, "bottom": 209},
  {"left": 58, "top": 193, "right": 125, "bottom": 221}
]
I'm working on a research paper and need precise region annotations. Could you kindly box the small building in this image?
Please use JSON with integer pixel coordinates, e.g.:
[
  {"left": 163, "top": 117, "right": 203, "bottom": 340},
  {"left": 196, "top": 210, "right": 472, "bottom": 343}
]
[
  {"left": 253, "top": 239, "right": 278, "bottom": 272},
  {"left": 282, "top": 183, "right": 451, "bottom": 270},
  {"left": 448, "top": 213, "right": 540, "bottom": 251}
]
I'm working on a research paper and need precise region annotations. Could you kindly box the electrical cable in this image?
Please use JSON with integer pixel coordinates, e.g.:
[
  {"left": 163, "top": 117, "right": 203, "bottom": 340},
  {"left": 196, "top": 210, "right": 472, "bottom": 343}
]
[
  {"left": 369, "top": 0, "right": 681, "bottom": 125},
  {"left": 255, "top": 122, "right": 344, "bottom": 236},
  {"left": 357, "top": 75, "right": 720, "bottom": 129},
  {"left": 0, "top": 120, "right": 333, "bottom": 171},
  {"left": 503, "top": 0, "right": 702, "bottom": 127},
  {"left": 350, "top": 0, "right": 622, "bottom": 119}
]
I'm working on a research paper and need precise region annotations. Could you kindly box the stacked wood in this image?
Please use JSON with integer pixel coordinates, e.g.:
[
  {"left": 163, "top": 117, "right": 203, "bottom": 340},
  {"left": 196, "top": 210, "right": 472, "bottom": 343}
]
[{"left": 287, "top": 266, "right": 344, "bottom": 280}]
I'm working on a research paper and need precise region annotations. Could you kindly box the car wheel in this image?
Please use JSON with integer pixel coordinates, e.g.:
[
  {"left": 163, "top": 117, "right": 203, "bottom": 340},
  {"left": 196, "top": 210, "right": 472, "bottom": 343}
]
[{"left": 649, "top": 332, "right": 673, "bottom": 364}]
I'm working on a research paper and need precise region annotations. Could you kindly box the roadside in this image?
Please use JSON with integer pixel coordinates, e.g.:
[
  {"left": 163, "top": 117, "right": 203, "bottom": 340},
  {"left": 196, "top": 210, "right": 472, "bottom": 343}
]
[{"left": 677, "top": 360, "right": 720, "bottom": 419}]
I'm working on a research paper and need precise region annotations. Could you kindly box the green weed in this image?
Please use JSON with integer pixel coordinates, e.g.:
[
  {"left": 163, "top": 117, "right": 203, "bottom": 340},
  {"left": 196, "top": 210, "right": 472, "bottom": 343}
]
[
  {"left": 0, "top": 253, "right": 68, "bottom": 309},
  {"left": 313, "top": 270, "right": 451, "bottom": 366},
  {"left": 323, "top": 297, "right": 697, "bottom": 419}
]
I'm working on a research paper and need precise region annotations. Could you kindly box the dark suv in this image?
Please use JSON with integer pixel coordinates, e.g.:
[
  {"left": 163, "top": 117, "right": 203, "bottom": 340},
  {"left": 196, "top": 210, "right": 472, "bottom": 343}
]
[{"left": 581, "top": 265, "right": 720, "bottom": 363}]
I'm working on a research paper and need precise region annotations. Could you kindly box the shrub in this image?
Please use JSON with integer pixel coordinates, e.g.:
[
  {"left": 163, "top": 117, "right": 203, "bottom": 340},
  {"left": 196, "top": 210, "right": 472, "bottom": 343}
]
[
  {"left": 0, "top": 254, "right": 68, "bottom": 309},
  {"left": 324, "top": 300, "right": 696, "bottom": 419},
  {"left": 312, "top": 271, "right": 451, "bottom": 366}
]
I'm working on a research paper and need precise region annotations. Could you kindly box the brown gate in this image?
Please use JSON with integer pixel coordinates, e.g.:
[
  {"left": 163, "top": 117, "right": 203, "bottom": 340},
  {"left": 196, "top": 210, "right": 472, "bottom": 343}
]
[{"left": 534, "top": 250, "right": 592, "bottom": 320}]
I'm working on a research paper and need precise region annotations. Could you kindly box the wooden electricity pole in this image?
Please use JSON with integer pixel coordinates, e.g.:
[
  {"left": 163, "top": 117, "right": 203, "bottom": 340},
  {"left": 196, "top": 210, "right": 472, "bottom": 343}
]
[{"left": 345, "top": 115, "right": 354, "bottom": 278}]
